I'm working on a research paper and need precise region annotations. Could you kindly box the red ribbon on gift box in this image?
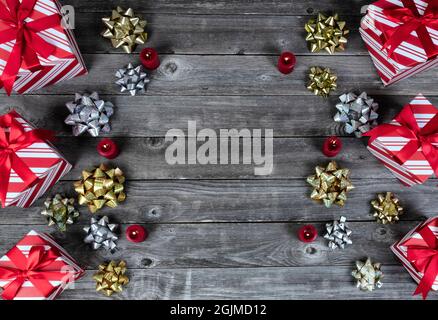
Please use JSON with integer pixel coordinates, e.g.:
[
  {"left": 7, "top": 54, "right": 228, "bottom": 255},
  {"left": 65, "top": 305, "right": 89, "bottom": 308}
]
[
  {"left": 364, "top": 103, "right": 438, "bottom": 176},
  {"left": 379, "top": 0, "right": 438, "bottom": 60},
  {"left": 0, "top": 245, "right": 67, "bottom": 299},
  {"left": 0, "top": 111, "right": 55, "bottom": 207},
  {"left": 0, "top": 0, "right": 61, "bottom": 95},
  {"left": 403, "top": 222, "right": 438, "bottom": 299}
]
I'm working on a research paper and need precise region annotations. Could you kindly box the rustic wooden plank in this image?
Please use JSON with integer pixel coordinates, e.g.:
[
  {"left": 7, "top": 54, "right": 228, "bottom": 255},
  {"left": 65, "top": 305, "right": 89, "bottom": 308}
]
[
  {"left": 59, "top": 265, "right": 429, "bottom": 300},
  {"left": 73, "top": 13, "right": 366, "bottom": 55},
  {"left": 0, "top": 0, "right": 434, "bottom": 302},
  {"left": 0, "top": 222, "right": 421, "bottom": 269},
  {"left": 0, "top": 179, "right": 433, "bottom": 224},
  {"left": 66, "top": 0, "right": 369, "bottom": 16},
  {"left": 17, "top": 55, "right": 438, "bottom": 96},
  {"left": 0, "top": 95, "right": 414, "bottom": 137},
  {"left": 43, "top": 136, "right": 421, "bottom": 180},
  {"left": 0, "top": 95, "right": 412, "bottom": 138}
]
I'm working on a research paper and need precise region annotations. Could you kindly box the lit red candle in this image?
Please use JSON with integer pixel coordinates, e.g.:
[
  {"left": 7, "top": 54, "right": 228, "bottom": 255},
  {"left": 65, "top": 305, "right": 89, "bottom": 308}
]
[
  {"left": 277, "top": 51, "right": 296, "bottom": 74},
  {"left": 97, "top": 138, "right": 120, "bottom": 159},
  {"left": 140, "top": 48, "right": 160, "bottom": 70},
  {"left": 298, "top": 225, "right": 317, "bottom": 243},
  {"left": 322, "top": 136, "right": 342, "bottom": 157},
  {"left": 126, "top": 225, "right": 148, "bottom": 243}
]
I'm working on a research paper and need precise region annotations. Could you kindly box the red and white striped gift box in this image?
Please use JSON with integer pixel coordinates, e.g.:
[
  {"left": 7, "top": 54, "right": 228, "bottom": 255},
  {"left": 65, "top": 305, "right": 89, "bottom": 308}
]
[
  {"left": 0, "top": 230, "right": 84, "bottom": 300},
  {"left": 367, "top": 94, "right": 438, "bottom": 186},
  {"left": 391, "top": 216, "right": 438, "bottom": 293},
  {"left": 359, "top": 0, "right": 438, "bottom": 86},
  {"left": 0, "top": 110, "right": 72, "bottom": 207},
  {"left": 0, "top": 0, "right": 87, "bottom": 94}
]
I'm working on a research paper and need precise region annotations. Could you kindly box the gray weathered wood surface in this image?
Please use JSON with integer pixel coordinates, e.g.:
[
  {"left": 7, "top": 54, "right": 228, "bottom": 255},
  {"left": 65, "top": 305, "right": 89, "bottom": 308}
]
[{"left": 0, "top": 0, "right": 437, "bottom": 299}]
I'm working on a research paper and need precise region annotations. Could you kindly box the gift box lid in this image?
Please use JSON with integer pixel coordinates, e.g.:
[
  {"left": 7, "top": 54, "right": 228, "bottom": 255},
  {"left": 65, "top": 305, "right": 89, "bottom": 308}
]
[
  {"left": 0, "top": 0, "right": 77, "bottom": 73},
  {"left": 361, "top": 0, "right": 438, "bottom": 72},
  {"left": 0, "top": 110, "right": 68, "bottom": 199},
  {"left": 391, "top": 216, "right": 438, "bottom": 292},
  {"left": 0, "top": 230, "right": 84, "bottom": 300},
  {"left": 367, "top": 94, "right": 438, "bottom": 184}
]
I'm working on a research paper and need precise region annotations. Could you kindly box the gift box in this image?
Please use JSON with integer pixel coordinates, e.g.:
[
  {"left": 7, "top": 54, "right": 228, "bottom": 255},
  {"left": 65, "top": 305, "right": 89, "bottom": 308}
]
[
  {"left": 391, "top": 216, "right": 438, "bottom": 299},
  {"left": 0, "top": 110, "right": 72, "bottom": 208},
  {"left": 364, "top": 94, "right": 438, "bottom": 186},
  {"left": 359, "top": 0, "right": 438, "bottom": 86},
  {"left": 0, "top": 0, "right": 87, "bottom": 95},
  {"left": 0, "top": 230, "right": 84, "bottom": 300}
]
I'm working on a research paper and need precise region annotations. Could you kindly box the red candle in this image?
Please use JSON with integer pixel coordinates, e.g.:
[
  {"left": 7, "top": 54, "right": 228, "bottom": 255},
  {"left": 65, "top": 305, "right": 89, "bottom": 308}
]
[
  {"left": 322, "top": 136, "right": 342, "bottom": 157},
  {"left": 97, "top": 138, "right": 120, "bottom": 159},
  {"left": 298, "top": 225, "right": 317, "bottom": 243},
  {"left": 277, "top": 52, "right": 296, "bottom": 74},
  {"left": 140, "top": 48, "right": 160, "bottom": 70},
  {"left": 126, "top": 225, "right": 148, "bottom": 243}
]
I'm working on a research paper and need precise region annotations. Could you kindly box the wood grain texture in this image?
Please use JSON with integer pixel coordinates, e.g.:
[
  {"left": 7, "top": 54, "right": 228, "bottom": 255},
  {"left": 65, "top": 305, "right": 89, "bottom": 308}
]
[
  {"left": 66, "top": 0, "right": 369, "bottom": 16},
  {"left": 0, "top": 179, "right": 433, "bottom": 224},
  {"left": 0, "top": 94, "right": 415, "bottom": 138},
  {"left": 0, "top": 0, "right": 437, "bottom": 301},
  {"left": 73, "top": 13, "right": 366, "bottom": 55},
  {"left": 0, "top": 222, "right": 419, "bottom": 269},
  {"left": 12, "top": 54, "right": 438, "bottom": 96},
  {"left": 44, "top": 136, "right": 428, "bottom": 180},
  {"left": 58, "top": 266, "right": 431, "bottom": 300}
]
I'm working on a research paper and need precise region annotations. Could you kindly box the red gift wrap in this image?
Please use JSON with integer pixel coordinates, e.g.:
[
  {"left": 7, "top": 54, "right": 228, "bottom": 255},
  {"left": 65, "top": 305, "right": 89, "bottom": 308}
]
[
  {"left": 364, "top": 94, "right": 438, "bottom": 186},
  {"left": 360, "top": 0, "right": 438, "bottom": 86},
  {"left": 392, "top": 216, "right": 438, "bottom": 299},
  {"left": 0, "top": 110, "right": 72, "bottom": 208},
  {"left": 0, "top": 0, "right": 87, "bottom": 95},
  {"left": 0, "top": 230, "right": 84, "bottom": 300}
]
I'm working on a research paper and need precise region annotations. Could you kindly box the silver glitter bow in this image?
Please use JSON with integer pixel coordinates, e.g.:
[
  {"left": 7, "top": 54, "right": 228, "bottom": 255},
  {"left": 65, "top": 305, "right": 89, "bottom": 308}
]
[
  {"left": 115, "top": 63, "right": 149, "bottom": 96},
  {"left": 64, "top": 92, "right": 115, "bottom": 137},
  {"left": 324, "top": 216, "right": 352, "bottom": 249},
  {"left": 83, "top": 216, "right": 118, "bottom": 252},
  {"left": 352, "top": 258, "right": 383, "bottom": 291},
  {"left": 334, "top": 92, "right": 379, "bottom": 138}
]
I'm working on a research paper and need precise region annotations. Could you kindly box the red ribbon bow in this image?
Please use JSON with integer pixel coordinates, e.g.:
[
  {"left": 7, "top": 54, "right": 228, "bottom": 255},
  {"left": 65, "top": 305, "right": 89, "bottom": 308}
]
[
  {"left": 364, "top": 103, "right": 438, "bottom": 177},
  {"left": 381, "top": 0, "right": 438, "bottom": 60},
  {"left": 0, "top": 0, "right": 61, "bottom": 95},
  {"left": 0, "top": 245, "right": 66, "bottom": 299},
  {"left": 0, "top": 111, "right": 55, "bottom": 207},
  {"left": 405, "top": 223, "right": 438, "bottom": 299}
]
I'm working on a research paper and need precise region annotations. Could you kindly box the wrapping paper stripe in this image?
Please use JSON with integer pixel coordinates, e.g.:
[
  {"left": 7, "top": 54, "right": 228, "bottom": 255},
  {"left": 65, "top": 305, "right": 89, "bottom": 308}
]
[
  {"left": 366, "top": 94, "right": 438, "bottom": 185},
  {"left": 7, "top": 160, "right": 72, "bottom": 207},
  {"left": 2, "top": 112, "right": 72, "bottom": 207},
  {"left": 359, "top": 0, "right": 438, "bottom": 85},
  {"left": 0, "top": 231, "right": 84, "bottom": 300},
  {"left": 391, "top": 216, "right": 438, "bottom": 291},
  {"left": 0, "top": 0, "right": 87, "bottom": 94}
]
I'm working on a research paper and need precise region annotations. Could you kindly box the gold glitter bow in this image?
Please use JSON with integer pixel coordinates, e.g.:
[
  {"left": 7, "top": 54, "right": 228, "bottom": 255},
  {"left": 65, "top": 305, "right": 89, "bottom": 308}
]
[
  {"left": 74, "top": 164, "right": 126, "bottom": 213},
  {"left": 305, "top": 13, "right": 349, "bottom": 54},
  {"left": 352, "top": 258, "right": 383, "bottom": 291},
  {"left": 371, "top": 192, "right": 403, "bottom": 224},
  {"left": 306, "top": 161, "right": 354, "bottom": 208},
  {"left": 93, "top": 261, "right": 129, "bottom": 296},
  {"left": 307, "top": 66, "right": 337, "bottom": 97},
  {"left": 41, "top": 194, "right": 80, "bottom": 232},
  {"left": 102, "top": 6, "right": 147, "bottom": 53}
]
